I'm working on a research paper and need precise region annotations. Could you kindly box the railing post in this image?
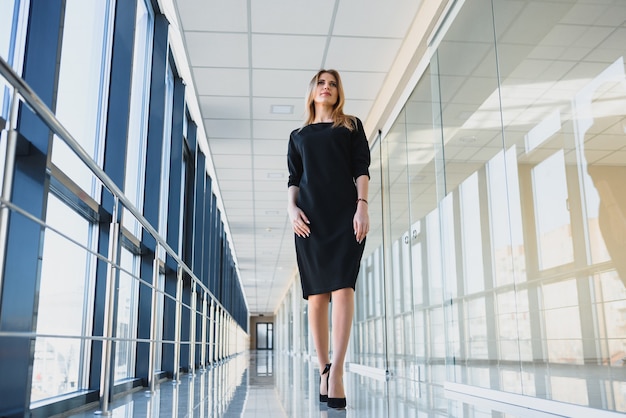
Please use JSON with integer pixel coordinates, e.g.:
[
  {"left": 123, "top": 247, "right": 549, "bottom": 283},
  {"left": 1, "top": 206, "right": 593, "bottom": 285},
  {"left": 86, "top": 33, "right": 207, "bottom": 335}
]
[
  {"left": 200, "top": 292, "right": 207, "bottom": 369},
  {"left": 172, "top": 265, "right": 183, "bottom": 383},
  {"left": 208, "top": 299, "right": 215, "bottom": 365},
  {"left": 0, "top": 89, "right": 20, "bottom": 300},
  {"left": 189, "top": 280, "right": 197, "bottom": 375},
  {"left": 148, "top": 244, "right": 160, "bottom": 393},
  {"left": 218, "top": 309, "right": 224, "bottom": 362},
  {"left": 214, "top": 306, "right": 220, "bottom": 363},
  {"left": 96, "top": 198, "right": 120, "bottom": 416}
]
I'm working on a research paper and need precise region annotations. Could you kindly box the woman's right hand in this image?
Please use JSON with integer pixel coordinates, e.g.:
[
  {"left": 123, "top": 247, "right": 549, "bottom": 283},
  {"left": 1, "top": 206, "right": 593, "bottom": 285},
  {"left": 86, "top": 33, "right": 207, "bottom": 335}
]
[{"left": 288, "top": 205, "right": 310, "bottom": 238}]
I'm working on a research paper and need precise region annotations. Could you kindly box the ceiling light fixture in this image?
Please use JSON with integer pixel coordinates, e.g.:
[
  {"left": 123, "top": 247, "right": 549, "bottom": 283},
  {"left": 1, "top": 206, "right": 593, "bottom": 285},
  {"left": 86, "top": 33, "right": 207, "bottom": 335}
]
[{"left": 271, "top": 104, "right": 294, "bottom": 114}]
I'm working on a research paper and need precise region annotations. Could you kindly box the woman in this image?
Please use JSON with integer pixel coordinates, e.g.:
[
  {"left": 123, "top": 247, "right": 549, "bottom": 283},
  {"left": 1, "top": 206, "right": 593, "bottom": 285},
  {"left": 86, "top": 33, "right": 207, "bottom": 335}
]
[{"left": 287, "top": 69, "right": 370, "bottom": 409}]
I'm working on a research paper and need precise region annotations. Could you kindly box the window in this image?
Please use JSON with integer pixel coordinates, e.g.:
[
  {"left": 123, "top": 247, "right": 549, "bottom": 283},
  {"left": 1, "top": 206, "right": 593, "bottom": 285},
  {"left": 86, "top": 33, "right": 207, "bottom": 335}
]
[
  {"left": 123, "top": 0, "right": 154, "bottom": 237},
  {"left": 114, "top": 247, "right": 140, "bottom": 381},
  {"left": 0, "top": 0, "right": 28, "bottom": 116},
  {"left": 51, "top": 0, "right": 113, "bottom": 197},
  {"left": 532, "top": 151, "right": 574, "bottom": 270},
  {"left": 460, "top": 173, "right": 484, "bottom": 294},
  {"left": 158, "top": 61, "right": 174, "bottom": 259},
  {"left": 31, "top": 194, "right": 96, "bottom": 401},
  {"left": 0, "top": 0, "right": 27, "bottom": 188}
]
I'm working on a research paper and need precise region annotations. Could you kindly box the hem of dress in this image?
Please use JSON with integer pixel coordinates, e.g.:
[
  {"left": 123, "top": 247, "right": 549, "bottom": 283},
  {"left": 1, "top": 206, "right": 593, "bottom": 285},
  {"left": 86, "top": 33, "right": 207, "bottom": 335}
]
[{"left": 302, "top": 285, "right": 356, "bottom": 300}]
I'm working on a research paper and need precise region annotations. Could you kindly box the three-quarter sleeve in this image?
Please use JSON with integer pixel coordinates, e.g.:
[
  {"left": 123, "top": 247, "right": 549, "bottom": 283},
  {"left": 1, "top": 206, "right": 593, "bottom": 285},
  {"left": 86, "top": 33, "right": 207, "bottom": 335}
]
[
  {"left": 287, "top": 131, "right": 302, "bottom": 187},
  {"left": 351, "top": 118, "right": 370, "bottom": 180}
]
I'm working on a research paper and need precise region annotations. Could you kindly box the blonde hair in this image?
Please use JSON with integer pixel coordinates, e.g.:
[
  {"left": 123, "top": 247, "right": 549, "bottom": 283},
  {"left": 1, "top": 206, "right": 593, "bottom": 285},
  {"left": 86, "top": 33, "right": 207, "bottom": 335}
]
[{"left": 303, "top": 69, "right": 356, "bottom": 131}]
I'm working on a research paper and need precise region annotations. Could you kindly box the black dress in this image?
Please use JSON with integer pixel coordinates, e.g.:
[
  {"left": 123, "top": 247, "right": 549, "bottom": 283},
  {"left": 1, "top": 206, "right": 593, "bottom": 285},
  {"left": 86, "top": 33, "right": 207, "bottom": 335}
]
[{"left": 287, "top": 118, "right": 371, "bottom": 299}]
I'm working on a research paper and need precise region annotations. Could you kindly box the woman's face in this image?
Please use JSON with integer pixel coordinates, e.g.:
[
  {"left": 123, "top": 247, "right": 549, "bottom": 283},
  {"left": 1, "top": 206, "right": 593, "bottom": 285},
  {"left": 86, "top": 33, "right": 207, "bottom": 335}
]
[{"left": 313, "top": 72, "right": 338, "bottom": 107}]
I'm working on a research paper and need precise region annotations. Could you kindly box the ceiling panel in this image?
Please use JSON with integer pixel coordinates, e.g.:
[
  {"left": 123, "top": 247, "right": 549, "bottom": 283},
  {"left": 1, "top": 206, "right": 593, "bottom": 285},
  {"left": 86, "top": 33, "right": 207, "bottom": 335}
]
[
  {"left": 177, "top": 0, "right": 248, "bottom": 32},
  {"left": 252, "top": 139, "right": 289, "bottom": 155},
  {"left": 250, "top": 0, "right": 336, "bottom": 34},
  {"left": 211, "top": 167, "right": 254, "bottom": 181},
  {"left": 325, "top": 37, "right": 403, "bottom": 72},
  {"left": 252, "top": 97, "right": 303, "bottom": 120},
  {"left": 207, "top": 138, "right": 252, "bottom": 156},
  {"left": 185, "top": 32, "right": 249, "bottom": 67},
  {"left": 251, "top": 34, "right": 327, "bottom": 69},
  {"left": 199, "top": 96, "right": 251, "bottom": 120},
  {"left": 334, "top": 0, "right": 422, "bottom": 38},
  {"left": 252, "top": 69, "right": 317, "bottom": 97},
  {"left": 212, "top": 154, "right": 252, "bottom": 169},
  {"left": 253, "top": 120, "right": 298, "bottom": 139},
  {"left": 193, "top": 68, "right": 250, "bottom": 96},
  {"left": 204, "top": 119, "right": 251, "bottom": 138},
  {"left": 340, "top": 71, "right": 387, "bottom": 100}
]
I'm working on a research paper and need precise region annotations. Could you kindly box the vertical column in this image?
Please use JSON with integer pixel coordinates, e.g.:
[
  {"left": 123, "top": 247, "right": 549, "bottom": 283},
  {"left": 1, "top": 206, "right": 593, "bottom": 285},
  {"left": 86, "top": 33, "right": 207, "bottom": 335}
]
[
  {"left": 91, "top": 0, "right": 138, "bottom": 396},
  {"left": 192, "top": 153, "right": 205, "bottom": 279},
  {"left": 141, "top": 11, "right": 171, "bottom": 377},
  {"left": 164, "top": 75, "right": 185, "bottom": 273}
]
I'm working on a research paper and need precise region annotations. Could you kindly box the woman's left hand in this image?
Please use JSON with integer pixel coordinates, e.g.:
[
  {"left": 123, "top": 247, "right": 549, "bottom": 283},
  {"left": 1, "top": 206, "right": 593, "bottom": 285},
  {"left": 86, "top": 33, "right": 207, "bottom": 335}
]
[{"left": 353, "top": 203, "right": 369, "bottom": 244}]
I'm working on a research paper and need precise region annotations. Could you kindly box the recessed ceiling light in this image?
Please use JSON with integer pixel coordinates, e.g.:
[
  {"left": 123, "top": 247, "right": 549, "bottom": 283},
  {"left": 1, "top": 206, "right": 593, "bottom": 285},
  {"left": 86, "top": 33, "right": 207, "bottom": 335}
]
[{"left": 271, "top": 105, "right": 294, "bottom": 114}]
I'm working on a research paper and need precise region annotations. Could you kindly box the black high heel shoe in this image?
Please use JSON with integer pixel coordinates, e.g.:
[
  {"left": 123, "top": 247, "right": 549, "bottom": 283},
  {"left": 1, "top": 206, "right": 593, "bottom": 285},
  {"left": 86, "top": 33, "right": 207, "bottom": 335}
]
[
  {"left": 327, "top": 395, "right": 347, "bottom": 409},
  {"left": 319, "top": 363, "right": 331, "bottom": 402},
  {"left": 327, "top": 367, "right": 347, "bottom": 409}
]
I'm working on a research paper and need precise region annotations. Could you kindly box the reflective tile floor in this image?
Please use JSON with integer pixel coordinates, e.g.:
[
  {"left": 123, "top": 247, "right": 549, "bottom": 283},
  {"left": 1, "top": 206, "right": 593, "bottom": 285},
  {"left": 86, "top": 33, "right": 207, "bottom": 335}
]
[{"left": 68, "top": 351, "right": 623, "bottom": 417}]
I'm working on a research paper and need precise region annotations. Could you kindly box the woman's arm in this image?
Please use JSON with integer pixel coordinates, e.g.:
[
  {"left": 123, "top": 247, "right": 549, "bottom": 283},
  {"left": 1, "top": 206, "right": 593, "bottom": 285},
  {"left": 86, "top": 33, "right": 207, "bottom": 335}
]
[
  {"left": 354, "top": 175, "right": 369, "bottom": 243},
  {"left": 288, "top": 185, "right": 310, "bottom": 238}
]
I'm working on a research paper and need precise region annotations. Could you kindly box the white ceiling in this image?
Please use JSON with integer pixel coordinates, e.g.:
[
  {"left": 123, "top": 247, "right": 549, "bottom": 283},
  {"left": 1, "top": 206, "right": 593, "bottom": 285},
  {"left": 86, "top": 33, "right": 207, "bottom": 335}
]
[{"left": 169, "top": 0, "right": 428, "bottom": 315}]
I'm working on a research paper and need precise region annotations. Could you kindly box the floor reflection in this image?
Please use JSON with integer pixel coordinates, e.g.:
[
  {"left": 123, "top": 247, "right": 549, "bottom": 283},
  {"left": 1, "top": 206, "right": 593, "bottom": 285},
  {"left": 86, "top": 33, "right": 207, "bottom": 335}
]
[{"left": 70, "top": 351, "right": 615, "bottom": 417}]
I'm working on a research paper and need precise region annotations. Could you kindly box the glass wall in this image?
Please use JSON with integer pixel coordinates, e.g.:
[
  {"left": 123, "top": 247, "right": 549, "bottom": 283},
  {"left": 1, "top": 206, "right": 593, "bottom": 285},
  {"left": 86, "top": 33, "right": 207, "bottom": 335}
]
[
  {"left": 492, "top": 0, "right": 626, "bottom": 409},
  {"left": 275, "top": 0, "right": 626, "bottom": 414},
  {"left": 390, "top": 0, "right": 626, "bottom": 413},
  {"left": 353, "top": 132, "right": 386, "bottom": 370}
]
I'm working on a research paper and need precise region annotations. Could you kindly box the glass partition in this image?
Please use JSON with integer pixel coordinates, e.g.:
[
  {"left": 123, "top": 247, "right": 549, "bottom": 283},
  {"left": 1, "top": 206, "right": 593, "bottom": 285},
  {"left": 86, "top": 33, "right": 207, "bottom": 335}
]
[
  {"left": 353, "top": 131, "right": 386, "bottom": 370},
  {"left": 493, "top": 0, "right": 626, "bottom": 410},
  {"left": 375, "top": 0, "right": 626, "bottom": 413}
]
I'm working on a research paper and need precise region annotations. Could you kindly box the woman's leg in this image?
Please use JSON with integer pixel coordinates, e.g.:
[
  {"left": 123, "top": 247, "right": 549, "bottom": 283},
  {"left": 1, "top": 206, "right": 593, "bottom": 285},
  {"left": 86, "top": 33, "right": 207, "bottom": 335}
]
[
  {"left": 308, "top": 293, "right": 331, "bottom": 395},
  {"left": 328, "top": 288, "right": 354, "bottom": 399}
]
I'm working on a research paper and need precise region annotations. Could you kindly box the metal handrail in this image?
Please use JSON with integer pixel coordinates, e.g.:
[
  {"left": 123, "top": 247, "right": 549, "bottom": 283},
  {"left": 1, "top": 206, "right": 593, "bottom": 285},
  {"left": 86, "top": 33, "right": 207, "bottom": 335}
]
[{"left": 0, "top": 55, "right": 228, "bottom": 314}]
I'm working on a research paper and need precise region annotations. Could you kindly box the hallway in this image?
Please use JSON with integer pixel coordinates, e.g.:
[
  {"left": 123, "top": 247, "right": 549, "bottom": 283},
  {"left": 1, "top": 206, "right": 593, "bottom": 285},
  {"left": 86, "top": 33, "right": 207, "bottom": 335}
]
[
  {"left": 67, "top": 351, "right": 574, "bottom": 418},
  {"left": 3, "top": 1, "right": 626, "bottom": 416}
]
